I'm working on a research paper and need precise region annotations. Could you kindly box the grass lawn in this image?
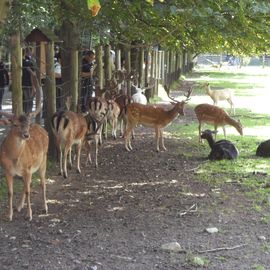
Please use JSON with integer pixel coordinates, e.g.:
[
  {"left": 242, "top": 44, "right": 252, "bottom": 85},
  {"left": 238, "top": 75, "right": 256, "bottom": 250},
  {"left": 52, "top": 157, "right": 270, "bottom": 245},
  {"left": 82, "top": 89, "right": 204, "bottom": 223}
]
[{"left": 169, "top": 65, "right": 270, "bottom": 211}]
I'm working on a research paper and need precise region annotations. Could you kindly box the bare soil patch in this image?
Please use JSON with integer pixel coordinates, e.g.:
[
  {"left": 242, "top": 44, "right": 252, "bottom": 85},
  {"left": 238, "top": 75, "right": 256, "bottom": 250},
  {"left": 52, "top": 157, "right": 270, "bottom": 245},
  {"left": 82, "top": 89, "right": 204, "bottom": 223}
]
[{"left": 0, "top": 90, "right": 270, "bottom": 270}]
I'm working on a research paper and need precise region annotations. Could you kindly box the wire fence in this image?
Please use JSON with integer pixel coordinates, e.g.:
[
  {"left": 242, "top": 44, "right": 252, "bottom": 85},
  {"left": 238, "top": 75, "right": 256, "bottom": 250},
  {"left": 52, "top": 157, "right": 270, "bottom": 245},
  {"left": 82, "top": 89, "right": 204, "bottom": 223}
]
[{"left": 197, "top": 54, "right": 270, "bottom": 67}]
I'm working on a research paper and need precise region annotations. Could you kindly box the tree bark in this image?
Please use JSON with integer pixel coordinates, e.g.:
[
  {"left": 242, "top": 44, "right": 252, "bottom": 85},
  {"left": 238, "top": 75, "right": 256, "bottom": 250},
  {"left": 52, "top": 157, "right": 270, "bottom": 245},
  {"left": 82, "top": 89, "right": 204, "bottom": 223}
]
[
  {"left": 10, "top": 31, "right": 22, "bottom": 115},
  {"left": 44, "top": 42, "right": 56, "bottom": 158},
  {"left": 138, "top": 47, "right": 144, "bottom": 88},
  {"left": 104, "top": 44, "right": 112, "bottom": 82},
  {"left": 124, "top": 46, "right": 131, "bottom": 95},
  {"left": 70, "top": 49, "right": 78, "bottom": 111},
  {"left": 95, "top": 44, "right": 104, "bottom": 96}
]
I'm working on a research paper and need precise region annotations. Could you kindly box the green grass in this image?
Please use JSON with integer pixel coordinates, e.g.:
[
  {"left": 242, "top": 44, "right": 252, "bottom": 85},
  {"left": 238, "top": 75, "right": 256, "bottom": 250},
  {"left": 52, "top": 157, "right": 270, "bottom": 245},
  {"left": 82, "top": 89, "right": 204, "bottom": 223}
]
[{"left": 168, "top": 66, "right": 270, "bottom": 210}]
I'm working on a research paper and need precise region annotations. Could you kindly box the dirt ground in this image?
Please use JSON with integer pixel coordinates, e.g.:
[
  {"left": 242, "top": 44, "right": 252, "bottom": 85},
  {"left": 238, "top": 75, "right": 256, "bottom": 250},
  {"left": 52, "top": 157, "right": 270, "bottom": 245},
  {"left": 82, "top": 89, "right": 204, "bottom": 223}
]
[{"left": 0, "top": 89, "right": 270, "bottom": 270}]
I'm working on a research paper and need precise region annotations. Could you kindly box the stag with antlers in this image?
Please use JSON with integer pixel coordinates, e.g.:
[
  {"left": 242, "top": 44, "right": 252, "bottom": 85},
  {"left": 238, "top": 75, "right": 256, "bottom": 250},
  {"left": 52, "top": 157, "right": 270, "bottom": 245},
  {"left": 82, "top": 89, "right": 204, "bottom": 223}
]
[
  {"left": 0, "top": 86, "right": 48, "bottom": 221},
  {"left": 124, "top": 88, "right": 192, "bottom": 151}
]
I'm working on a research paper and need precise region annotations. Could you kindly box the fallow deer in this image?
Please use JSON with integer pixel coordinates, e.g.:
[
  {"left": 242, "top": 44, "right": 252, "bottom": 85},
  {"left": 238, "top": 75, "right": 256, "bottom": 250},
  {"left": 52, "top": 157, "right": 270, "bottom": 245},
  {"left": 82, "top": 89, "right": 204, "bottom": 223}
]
[
  {"left": 125, "top": 88, "right": 192, "bottom": 151},
  {"left": 105, "top": 99, "right": 120, "bottom": 139},
  {"left": 194, "top": 103, "right": 243, "bottom": 143},
  {"left": 256, "top": 140, "right": 270, "bottom": 157},
  {"left": 0, "top": 89, "right": 48, "bottom": 221},
  {"left": 52, "top": 109, "right": 88, "bottom": 178},
  {"left": 114, "top": 94, "right": 133, "bottom": 137},
  {"left": 131, "top": 83, "right": 155, "bottom": 105},
  {"left": 204, "top": 82, "right": 235, "bottom": 115},
  {"left": 88, "top": 96, "right": 109, "bottom": 144},
  {"left": 200, "top": 129, "right": 239, "bottom": 160}
]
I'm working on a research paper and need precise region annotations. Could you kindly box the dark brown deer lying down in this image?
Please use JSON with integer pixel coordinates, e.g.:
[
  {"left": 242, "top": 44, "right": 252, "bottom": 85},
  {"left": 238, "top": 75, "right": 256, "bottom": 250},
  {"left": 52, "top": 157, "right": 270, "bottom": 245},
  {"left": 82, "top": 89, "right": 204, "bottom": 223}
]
[
  {"left": 52, "top": 110, "right": 88, "bottom": 178},
  {"left": 0, "top": 92, "right": 48, "bottom": 221},
  {"left": 200, "top": 129, "right": 239, "bottom": 160},
  {"left": 125, "top": 88, "right": 192, "bottom": 151}
]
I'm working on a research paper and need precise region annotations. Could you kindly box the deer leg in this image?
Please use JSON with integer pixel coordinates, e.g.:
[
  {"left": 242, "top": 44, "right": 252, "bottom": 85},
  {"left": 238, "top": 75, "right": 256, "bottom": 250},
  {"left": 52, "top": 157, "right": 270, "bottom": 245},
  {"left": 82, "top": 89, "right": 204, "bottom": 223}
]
[
  {"left": 160, "top": 129, "right": 167, "bottom": 151},
  {"left": 39, "top": 158, "right": 48, "bottom": 214},
  {"left": 99, "top": 124, "right": 103, "bottom": 145},
  {"left": 112, "top": 119, "right": 117, "bottom": 139},
  {"left": 85, "top": 141, "right": 92, "bottom": 166},
  {"left": 6, "top": 173, "right": 14, "bottom": 221},
  {"left": 68, "top": 147, "right": 73, "bottom": 170},
  {"left": 104, "top": 119, "right": 108, "bottom": 140},
  {"left": 214, "top": 125, "right": 218, "bottom": 140},
  {"left": 95, "top": 135, "right": 99, "bottom": 168},
  {"left": 24, "top": 173, "right": 32, "bottom": 221},
  {"left": 228, "top": 99, "right": 235, "bottom": 115},
  {"left": 222, "top": 126, "right": 226, "bottom": 138},
  {"left": 76, "top": 142, "right": 83, "bottom": 174},
  {"left": 59, "top": 144, "right": 64, "bottom": 176},
  {"left": 63, "top": 143, "right": 72, "bottom": 178},
  {"left": 198, "top": 122, "right": 202, "bottom": 143},
  {"left": 125, "top": 124, "right": 133, "bottom": 151},
  {"left": 155, "top": 127, "right": 160, "bottom": 152}
]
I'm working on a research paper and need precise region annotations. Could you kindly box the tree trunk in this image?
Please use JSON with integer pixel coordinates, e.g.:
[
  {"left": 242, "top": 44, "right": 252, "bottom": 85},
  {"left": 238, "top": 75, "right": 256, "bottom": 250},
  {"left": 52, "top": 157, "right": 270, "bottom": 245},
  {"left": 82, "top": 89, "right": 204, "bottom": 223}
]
[
  {"left": 124, "top": 46, "right": 131, "bottom": 95},
  {"left": 0, "top": 0, "right": 11, "bottom": 33},
  {"left": 95, "top": 44, "right": 103, "bottom": 96},
  {"left": 70, "top": 49, "right": 78, "bottom": 111},
  {"left": 35, "top": 43, "right": 41, "bottom": 124},
  {"left": 104, "top": 44, "right": 112, "bottom": 83},
  {"left": 138, "top": 47, "right": 144, "bottom": 88},
  {"left": 44, "top": 42, "right": 56, "bottom": 158},
  {"left": 10, "top": 31, "right": 22, "bottom": 115},
  {"left": 59, "top": 19, "right": 80, "bottom": 109}
]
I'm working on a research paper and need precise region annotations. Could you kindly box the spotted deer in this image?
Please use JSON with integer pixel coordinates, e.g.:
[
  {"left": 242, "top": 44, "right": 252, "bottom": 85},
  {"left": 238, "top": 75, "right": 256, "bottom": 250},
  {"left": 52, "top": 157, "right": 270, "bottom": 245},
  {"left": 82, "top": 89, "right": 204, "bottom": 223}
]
[
  {"left": 194, "top": 103, "right": 243, "bottom": 143},
  {"left": 0, "top": 88, "right": 48, "bottom": 221},
  {"left": 52, "top": 107, "right": 88, "bottom": 178},
  {"left": 125, "top": 88, "right": 192, "bottom": 151}
]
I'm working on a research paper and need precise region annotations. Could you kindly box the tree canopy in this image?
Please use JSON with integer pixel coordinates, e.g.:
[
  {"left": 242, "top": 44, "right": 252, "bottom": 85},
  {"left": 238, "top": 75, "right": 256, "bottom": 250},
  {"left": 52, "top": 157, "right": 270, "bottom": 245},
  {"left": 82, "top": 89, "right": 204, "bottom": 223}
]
[{"left": 1, "top": 0, "right": 270, "bottom": 55}]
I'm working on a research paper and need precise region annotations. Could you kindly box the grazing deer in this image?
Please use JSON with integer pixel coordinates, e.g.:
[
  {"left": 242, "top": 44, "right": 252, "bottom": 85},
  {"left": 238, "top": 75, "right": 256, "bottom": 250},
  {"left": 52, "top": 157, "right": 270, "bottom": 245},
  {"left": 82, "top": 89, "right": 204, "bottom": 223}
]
[
  {"left": 204, "top": 82, "right": 235, "bottom": 115},
  {"left": 125, "top": 88, "right": 192, "bottom": 151},
  {"left": 0, "top": 90, "right": 48, "bottom": 221},
  {"left": 200, "top": 129, "right": 239, "bottom": 160},
  {"left": 52, "top": 108, "right": 88, "bottom": 178},
  {"left": 194, "top": 103, "right": 243, "bottom": 143}
]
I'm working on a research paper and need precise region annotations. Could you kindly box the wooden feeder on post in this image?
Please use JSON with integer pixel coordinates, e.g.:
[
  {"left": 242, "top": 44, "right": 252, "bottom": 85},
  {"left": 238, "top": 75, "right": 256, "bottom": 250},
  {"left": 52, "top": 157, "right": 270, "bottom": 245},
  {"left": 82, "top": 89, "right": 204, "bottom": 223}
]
[{"left": 25, "top": 27, "right": 61, "bottom": 158}]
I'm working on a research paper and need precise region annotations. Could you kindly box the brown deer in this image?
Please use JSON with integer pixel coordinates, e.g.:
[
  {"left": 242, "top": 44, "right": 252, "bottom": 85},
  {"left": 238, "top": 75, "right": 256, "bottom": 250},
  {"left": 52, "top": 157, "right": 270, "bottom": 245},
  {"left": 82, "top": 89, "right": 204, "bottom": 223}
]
[
  {"left": 52, "top": 108, "right": 88, "bottom": 178},
  {"left": 194, "top": 103, "right": 243, "bottom": 142},
  {"left": 0, "top": 90, "right": 48, "bottom": 221},
  {"left": 124, "top": 88, "right": 192, "bottom": 151}
]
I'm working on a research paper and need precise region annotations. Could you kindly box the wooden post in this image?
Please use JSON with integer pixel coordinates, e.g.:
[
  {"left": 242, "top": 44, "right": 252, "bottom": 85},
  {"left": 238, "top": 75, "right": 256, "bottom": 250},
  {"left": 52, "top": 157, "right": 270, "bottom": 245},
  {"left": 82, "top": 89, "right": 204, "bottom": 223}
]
[{"left": 44, "top": 42, "right": 56, "bottom": 158}]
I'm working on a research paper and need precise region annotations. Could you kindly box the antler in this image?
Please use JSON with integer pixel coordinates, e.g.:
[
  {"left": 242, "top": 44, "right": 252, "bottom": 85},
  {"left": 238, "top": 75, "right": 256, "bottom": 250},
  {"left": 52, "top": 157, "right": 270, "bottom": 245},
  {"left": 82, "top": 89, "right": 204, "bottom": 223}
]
[
  {"left": 183, "top": 87, "right": 193, "bottom": 102},
  {"left": 165, "top": 86, "right": 193, "bottom": 103}
]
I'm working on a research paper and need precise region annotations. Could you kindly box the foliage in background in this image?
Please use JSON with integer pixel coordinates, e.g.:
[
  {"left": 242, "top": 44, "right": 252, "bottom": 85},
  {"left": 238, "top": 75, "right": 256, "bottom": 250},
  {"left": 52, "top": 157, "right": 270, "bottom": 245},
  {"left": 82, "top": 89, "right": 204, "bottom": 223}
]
[{"left": 1, "top": 0, "right": 270, "bottom": 55}]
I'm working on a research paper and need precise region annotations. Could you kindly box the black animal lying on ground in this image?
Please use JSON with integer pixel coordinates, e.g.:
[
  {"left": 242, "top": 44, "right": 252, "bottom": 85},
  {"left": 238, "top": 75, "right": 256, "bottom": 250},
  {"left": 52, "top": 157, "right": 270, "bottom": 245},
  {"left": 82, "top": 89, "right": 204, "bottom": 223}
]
[
  {"left": 200, "top": 129, "right": 239, "bottom": 160},
  {"left": 256, "top": 140, "right": 270, "bottom": 157}
]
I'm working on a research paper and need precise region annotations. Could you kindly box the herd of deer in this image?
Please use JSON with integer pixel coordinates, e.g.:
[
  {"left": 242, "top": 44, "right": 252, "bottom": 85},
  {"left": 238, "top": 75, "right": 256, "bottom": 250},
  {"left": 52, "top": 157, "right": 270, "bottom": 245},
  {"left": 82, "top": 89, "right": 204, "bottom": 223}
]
[{"left": 1, "top": 78, "right": 269, "bottom": 221}]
